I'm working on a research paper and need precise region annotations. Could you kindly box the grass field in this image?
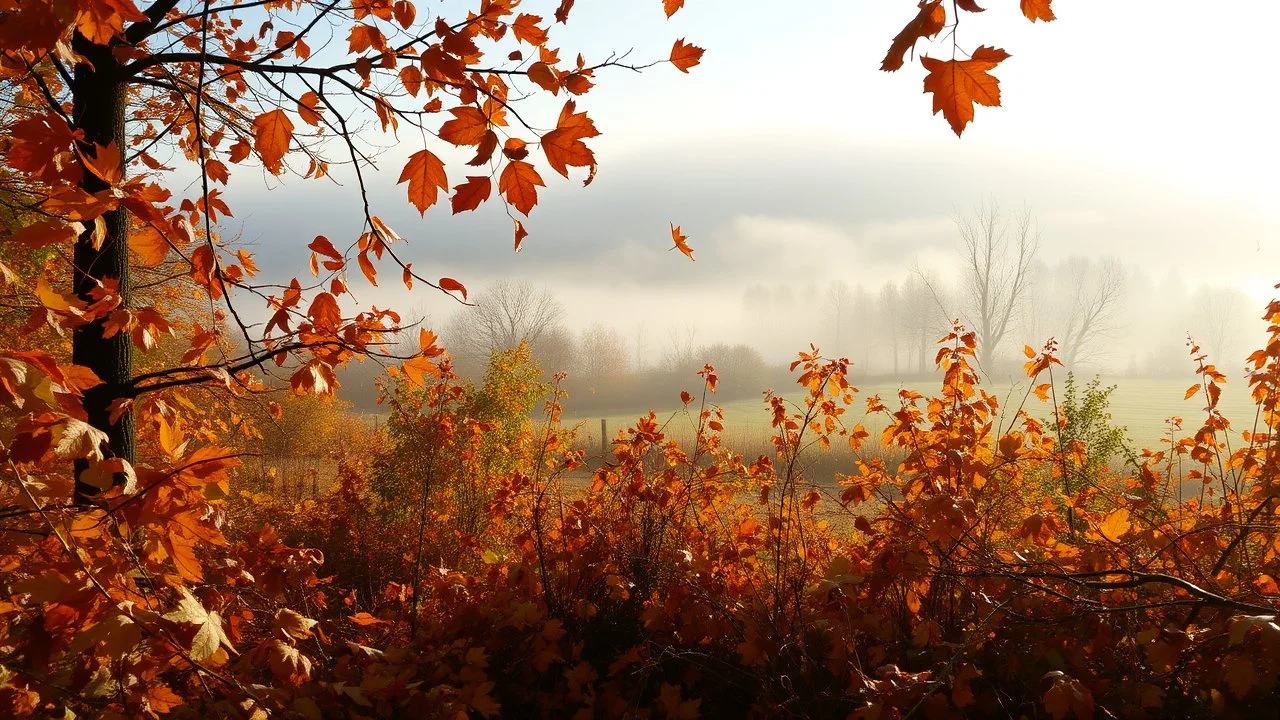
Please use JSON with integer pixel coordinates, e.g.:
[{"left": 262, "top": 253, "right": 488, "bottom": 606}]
[{"left": 562, "top": 374, "right": 1259, "bottom": 461}]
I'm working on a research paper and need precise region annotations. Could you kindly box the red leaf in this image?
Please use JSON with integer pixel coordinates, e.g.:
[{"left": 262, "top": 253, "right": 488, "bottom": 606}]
[
  {"left": 252, "top": 109, "right": 293, "bottom": 174},
  {"left": 1021, "top": 0, "right": 1055, "bottom": 22},
  {"left": 451, "top": 176, "right": 491, "bottom": 214},
  {"left": 670, "top": 223, "right": 694, "bottom": 261},
  {"left": 882, "top": 1, "right": 945, "bottom": 72},
  {"left": 439, "top": 277, "right": 467, "bottom": 301},
  {"left": 921, "top": 46, "right": 1010, "bottom": 136},
  {"left": 499, "top": 160, "right": 544, "bottom": 216},
  {"left": 439, "top": 106, "right": 490, "bottom": 146},
  {"left": 670, "top": 38, "right": 704, "bottom": 73},
  {"left": 398, "top": 149, "right": 449, "bottom": 215}
]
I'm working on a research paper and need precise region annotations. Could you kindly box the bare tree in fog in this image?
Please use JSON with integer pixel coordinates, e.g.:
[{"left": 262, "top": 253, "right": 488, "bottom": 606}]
[
  {"left": 445, "top": 280, "right": 570, "bottom": 374},
  {"left": 663, "top": 325, "right": 698, "bottom": 372},
  {"left": 1057, "top": 257, "right": 1126, "bottom": 368},
  {"left": 878, "top": 281, "right": 903, "bottom": 374},
  {"left": 578, "top": 323, "right": 631, "bottom": 389},
  {"left": 825, "top": 281, "right": 855, "bottom": 357},
  {"left": 949, "top": 202, "right": 1039, "bottom": 371},
  {"left": 1190, "top": 285, "right": 1254, "bottom": 366}
]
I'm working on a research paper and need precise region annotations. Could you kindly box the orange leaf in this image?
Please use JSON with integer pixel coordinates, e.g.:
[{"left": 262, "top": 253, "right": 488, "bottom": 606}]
[
  {"left": 12, "top": 219, "right": 79, "bottom": 249},
  {"left": 541, "top": 126, "right": 594, "bottom": 178},
  {"left": 1098, "top": 508, "right": 1131, "bottom": 540},
  {"left": 527, "top": 62, "right": 559, "bottom": 92},
  {"left": 921, "top": 46, "right": 1009, "bottom": 136},
  {"left": 1021, "top": 0, "right": 1055, "bottom": 22},
  {"left": 511, "top": 13, "right": 548, "bottom": 46},
  {"left": 308, "top": 235, "right": 342, "bottom": 260},
  {"left": 663, "top": 0, "right": 684, "bottom": 17},
  {"left": 513, "top": 219, "right": 528, "bottom": 252},
  {"left": 451, "top": 176, "right": 491, "bottom": 214},
  {"left": 349, "top": 612, "right": 387, "bottom": 626},
  {"left": 400, "top": 65, "right": 423, "bottom": 96},
  {"left": 881, "top": 1, "right": 945, "bottom": 72},
  {"left": 1184, "top": 384, "right": 1200, "bottom": 401},
  {"left": 670, "top": 223, "right": 694, "bottom": 261},
  {"left": 499, "top": 161, "right": 544, "bottom": 216},
  {"left": 439, "top": 277, "right": 467, "bottom": 301},
  {"left": 439, "top": 106, "right": 490, "bottom": 146},
  {"left": 131, "top": 227, "right": 170, "bottom": 266},
  {"left": 297, "top": 91, "right": 323, "bottom": 126},
  {"left": 357, "top": 251, "right": 377, "bottom": 286},
  {"left": 252, "top": 109, "right": 294, "bottom": 173},
  {"left": 670, "top": 38, "right": 704, "bottom": 73},
  {"left": 398, "top": 149, "right": 449, "bottom": 215}
]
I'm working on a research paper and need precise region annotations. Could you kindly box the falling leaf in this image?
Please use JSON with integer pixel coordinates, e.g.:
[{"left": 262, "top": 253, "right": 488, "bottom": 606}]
[
  {"left": 669, "top": 223, "right": 694, "bottom": 260},
  {"left": 663, "top": 0, "right": 685, "bottom": 17}
]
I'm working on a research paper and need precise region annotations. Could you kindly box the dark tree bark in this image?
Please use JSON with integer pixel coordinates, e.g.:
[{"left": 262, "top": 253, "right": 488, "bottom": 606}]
[{"left": 71, "top": 31, "right": 133, "bottom": 502}]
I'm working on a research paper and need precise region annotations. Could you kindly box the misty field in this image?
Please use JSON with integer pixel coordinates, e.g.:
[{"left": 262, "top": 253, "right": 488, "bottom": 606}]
[{"left": 563, "top": 374, "right": 1258, "bottom": 464}]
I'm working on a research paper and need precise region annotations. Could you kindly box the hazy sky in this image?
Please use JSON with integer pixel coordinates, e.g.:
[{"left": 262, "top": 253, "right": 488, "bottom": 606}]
[{"left": 217, "top": 1, "right": 1280, "bottom": 362}]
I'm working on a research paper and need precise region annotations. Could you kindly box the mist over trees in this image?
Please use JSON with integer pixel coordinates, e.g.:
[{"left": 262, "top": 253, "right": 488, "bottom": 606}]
[{"left": 431, "top": 206, "right": 1264, "bottom": 415}]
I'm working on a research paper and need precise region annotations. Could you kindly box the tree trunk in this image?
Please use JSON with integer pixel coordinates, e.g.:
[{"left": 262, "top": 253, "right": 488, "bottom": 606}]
[{"left": 71, "top": 32, "right": 133, "bottom": 502}]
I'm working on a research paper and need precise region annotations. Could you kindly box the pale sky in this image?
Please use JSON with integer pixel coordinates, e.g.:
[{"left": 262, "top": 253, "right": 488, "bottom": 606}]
[{"left": 219, "top": 0, "right": 1280, "bottom": 367}]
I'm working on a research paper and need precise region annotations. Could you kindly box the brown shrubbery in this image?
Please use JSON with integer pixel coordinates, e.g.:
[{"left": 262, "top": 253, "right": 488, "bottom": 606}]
[{"left": 10, "top": 309, "right": 1279, "bottom": 717}]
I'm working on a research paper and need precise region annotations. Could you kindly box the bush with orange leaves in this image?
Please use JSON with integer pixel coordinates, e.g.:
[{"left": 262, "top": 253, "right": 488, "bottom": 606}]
[{"left": 5, "top": 299, "right": 1280, "bottom": 718}]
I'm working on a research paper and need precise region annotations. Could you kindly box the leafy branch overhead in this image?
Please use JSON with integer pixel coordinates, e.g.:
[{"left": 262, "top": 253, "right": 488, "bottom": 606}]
[{"left": 882, "top": 0, "right": 1055, "bottom": 135}]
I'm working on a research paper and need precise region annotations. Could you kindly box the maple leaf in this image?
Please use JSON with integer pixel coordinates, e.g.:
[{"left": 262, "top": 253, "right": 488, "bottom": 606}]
[
  {"left": 511, "top": 14, "right": 548, "bottom": 46},
  {"left": 882, "top": 1, "right": 946, "bottom": 72},
  {"left": 670, "top": 38, "right": 704, "bottom": 73},
  {"left": 274, "top": 608, "right": 317, "bottom": 639},
  {"left": 163, "top": 589, "right": 235, "bottom": 662},
  {"left": 451, "top": 176, "right": 491, "bottom": 214},
  {"left": 955, "top": 0, "right": 985, "bottom": 11},
  {"left": 541, "top": 110, "right": 596, "bottom": 179},
  {"left": 669, "top": 223, "right": 694, "bottom": 260},
  {"left": 499, "top": 160, "right": 544, "bottom": 216},
  {"left": 663, "top": 0, "right": 685, "bottom": 17},
  {"left": 398, "top": 149, "right": 449, "bottom": 215},
  {"left": 439, "top": 106, "right": 490, "bottom": 146},
  {"left": 1021, "top": 0, "right": 1055, "bottom": 22},
  {"left": 266, "top": 640, "right": 313, "bottom": 686},
  {"left": 252, "top": 109, "right": 294, "bottom": 173},
  {"left": 921, "top": 46, "right": 1010, "bottom": 136}
]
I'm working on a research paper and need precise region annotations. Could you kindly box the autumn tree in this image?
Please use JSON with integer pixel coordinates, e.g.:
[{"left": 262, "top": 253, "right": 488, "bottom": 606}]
[
  {"left": 1025, "top": 256, "right": 1126, "bottom": 369},
  {"left": 0, "top": 0, "right": 704, "bottom": 498},
  {"left": 445, "top": 279, "right": 572, "bottom": 374},
  {"left": 946, "top": 201, "right": 1039, "bottom": 372}
]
